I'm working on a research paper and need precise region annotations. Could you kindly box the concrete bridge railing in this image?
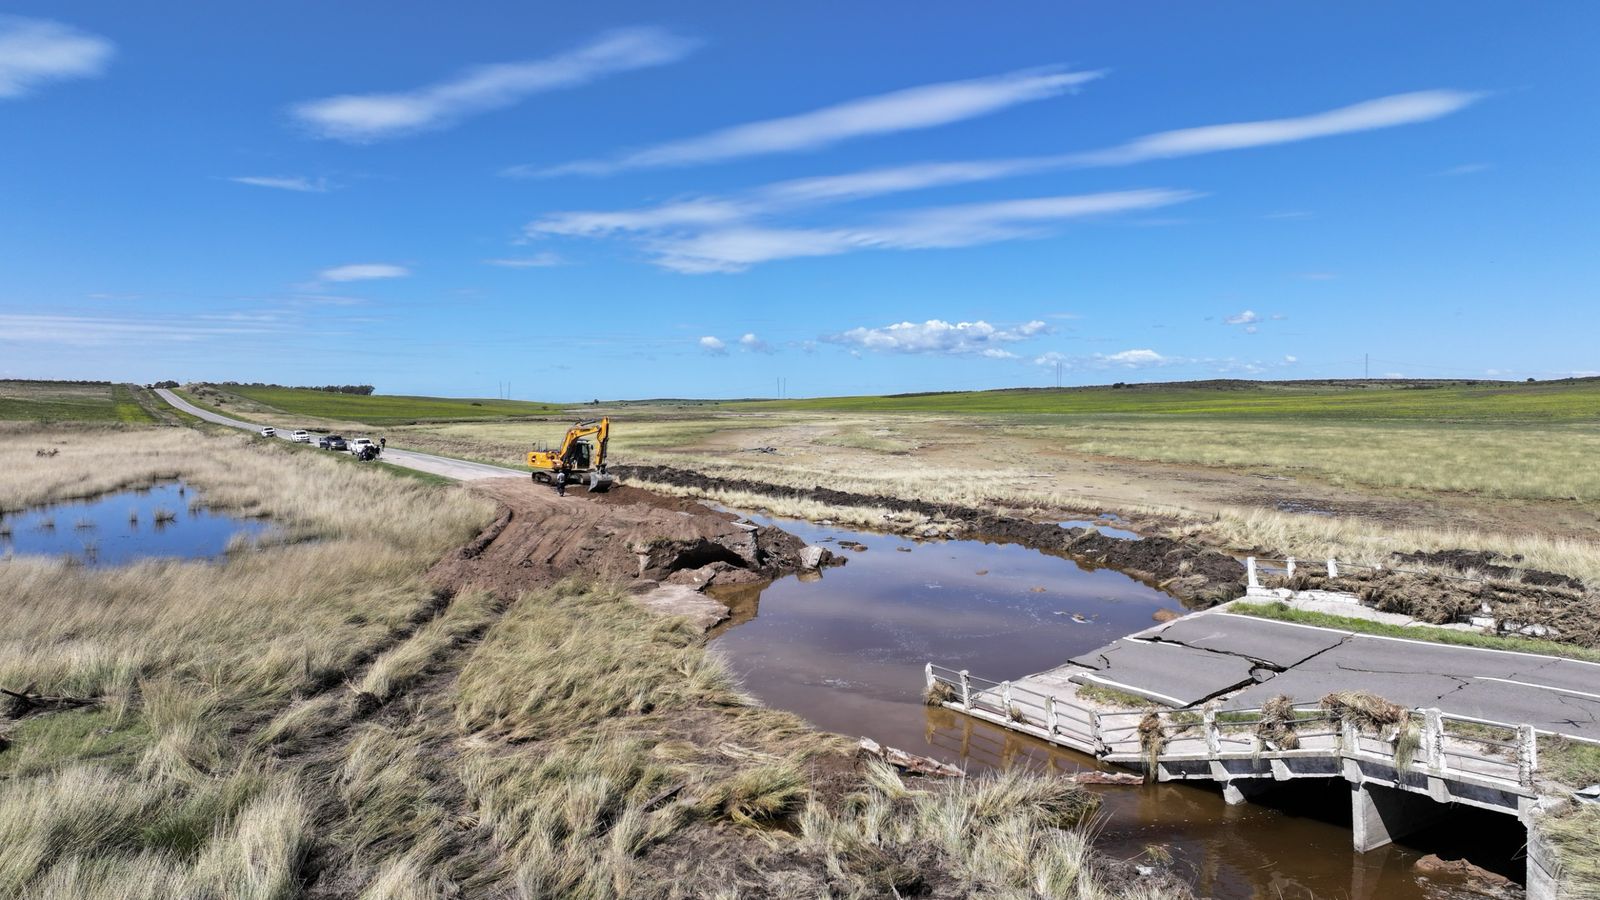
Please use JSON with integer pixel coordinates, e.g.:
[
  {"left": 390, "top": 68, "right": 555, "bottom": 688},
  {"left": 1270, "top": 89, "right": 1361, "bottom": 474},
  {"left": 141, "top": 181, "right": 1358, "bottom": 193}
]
[{"left": 924, "top": 662, "right": 1562, "bottom": 804}]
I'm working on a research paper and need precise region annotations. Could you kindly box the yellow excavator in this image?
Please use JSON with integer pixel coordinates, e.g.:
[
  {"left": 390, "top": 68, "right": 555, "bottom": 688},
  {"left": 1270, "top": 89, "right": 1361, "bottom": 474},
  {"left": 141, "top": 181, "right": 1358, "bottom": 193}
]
[{"left": 528, "top": 417, "right": 615, "bottom": 492}]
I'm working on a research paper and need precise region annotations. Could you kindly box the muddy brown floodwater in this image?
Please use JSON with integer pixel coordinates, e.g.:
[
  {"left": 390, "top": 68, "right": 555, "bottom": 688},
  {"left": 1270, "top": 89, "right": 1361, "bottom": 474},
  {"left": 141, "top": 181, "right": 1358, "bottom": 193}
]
[{"left": 710, "top": 514, "right": 1527, "bottom": 900}]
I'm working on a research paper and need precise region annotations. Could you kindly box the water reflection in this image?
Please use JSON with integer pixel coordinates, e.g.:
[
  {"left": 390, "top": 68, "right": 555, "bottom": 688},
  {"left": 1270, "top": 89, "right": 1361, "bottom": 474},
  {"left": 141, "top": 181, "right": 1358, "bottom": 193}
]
[{"left": 0, "top": 482, "right": 270, "bottom": 566}]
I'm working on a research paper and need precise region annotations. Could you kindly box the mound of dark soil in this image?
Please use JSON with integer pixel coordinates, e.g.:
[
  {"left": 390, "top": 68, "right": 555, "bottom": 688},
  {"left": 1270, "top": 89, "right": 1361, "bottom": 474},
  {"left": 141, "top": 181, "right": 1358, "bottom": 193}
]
[{"left": 1393, "top": 549, "right": 1583, "bottom": 590}]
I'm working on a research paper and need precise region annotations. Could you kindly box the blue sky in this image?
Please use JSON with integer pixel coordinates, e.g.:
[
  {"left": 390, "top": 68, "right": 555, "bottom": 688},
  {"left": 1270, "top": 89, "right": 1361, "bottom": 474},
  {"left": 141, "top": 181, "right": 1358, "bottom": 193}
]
[{"left": 2, "top": 2, "right": 1595, "bottom": 400}]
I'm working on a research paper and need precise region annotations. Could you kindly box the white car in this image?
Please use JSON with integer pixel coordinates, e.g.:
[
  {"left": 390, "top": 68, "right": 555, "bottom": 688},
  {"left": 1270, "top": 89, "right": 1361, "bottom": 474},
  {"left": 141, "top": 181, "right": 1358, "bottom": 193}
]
[
  {"left": 348, "top": 438, "right": 375, "bottom": 455},
  {"left": 290, "top": 430, "right": 311, "bottom": 443},
  {"left": 259, "top": 427, "right": 276, "bottom": 438}
]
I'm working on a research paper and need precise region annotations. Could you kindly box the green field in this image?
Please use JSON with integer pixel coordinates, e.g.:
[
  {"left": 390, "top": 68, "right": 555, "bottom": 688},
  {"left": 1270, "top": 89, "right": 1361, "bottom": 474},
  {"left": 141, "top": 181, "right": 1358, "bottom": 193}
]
[
  {"left": 728, "top": 378, "right": 1600, "bottom": 422},
  {"left": 0, "top": 381, "right": 155, "bottom": 423},
  {"left": 196, "top": 384, "right": 566, "bottom": 425}
]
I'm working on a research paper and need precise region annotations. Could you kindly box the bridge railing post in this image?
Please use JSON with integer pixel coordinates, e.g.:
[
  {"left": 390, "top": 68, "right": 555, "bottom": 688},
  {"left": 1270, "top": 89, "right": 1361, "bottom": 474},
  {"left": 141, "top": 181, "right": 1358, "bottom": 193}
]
[
  {"left": 1424, "top": 709, "right": 1446, "bottom": 774},
  {"left": 924, "top": 662, "right": 934, "bottom": 694},
  {"left": 1045, "top": 695, "right": 1058, "bottom": 736},
  {"left": 1204, "top": 707, "right": 1220, "bottom": 756},
  {"left": 1246, "top": 557, "right": 1259, "bottom": 589},
  {"left": 959, "top": 670, "right": 971, "bottom": 709},
  {"left": 1518, "top": 725, "right": 1538, "bottom": 787},
  {"left": 1286, "top": 556, "right": 1296, "bottom": 579},
  {"left": 1327, "top": 557, "right": 1339, "bottom": 578},
  {"left": 1001, "top": 681, "right": 1012, "bottom": 716}
]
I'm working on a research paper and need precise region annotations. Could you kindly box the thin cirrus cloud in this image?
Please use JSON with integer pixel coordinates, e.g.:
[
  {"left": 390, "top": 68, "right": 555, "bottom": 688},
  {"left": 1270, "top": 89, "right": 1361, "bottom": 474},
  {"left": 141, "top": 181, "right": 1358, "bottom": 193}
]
[
  {"left": 291, "top": 27, "right": 697, "bottom": 142},
  {"left": 0, "top": 15, "right": 114, "bottom": 99},
  {"left": 522, "top": 67, "right": 1103, "bottom": 177},
  {"left": 482, "top": 252, "right": 564, "bottom": 268},
  {"left": 526, "top": 89, "right": 1483, "bottom": 253},
  {"left": 647, "top": 189, "right": 1200, "bottom": 274},
  {"left": 229, "top": 175, "right": 331, "bottom": 193},
  {"left": 0, "top": 313, "right": 290, "bottom": 347},
  {"left": 825, "top": 318, "right": 1049, "bottom": 359},
  {"left": 317, "top": 263, "right": 410, "bottom": 282}
]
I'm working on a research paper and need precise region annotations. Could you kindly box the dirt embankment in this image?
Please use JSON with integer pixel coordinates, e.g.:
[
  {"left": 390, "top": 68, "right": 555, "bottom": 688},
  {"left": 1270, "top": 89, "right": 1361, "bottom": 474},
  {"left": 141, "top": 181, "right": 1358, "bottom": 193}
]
[
  {"left": 429, "top": 481, "right": 816, "bottom": 628},
  {"left": 613, "top": 464, "right": 1247, "bottom": 606}
]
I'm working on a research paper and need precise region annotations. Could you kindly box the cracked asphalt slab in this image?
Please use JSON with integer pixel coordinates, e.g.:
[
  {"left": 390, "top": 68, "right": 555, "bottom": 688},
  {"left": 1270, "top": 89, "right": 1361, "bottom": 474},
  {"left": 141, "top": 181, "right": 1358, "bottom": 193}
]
[
  {"left": 155, "top": 389, "right": 522, "bottom": 482},
  {"left": 1066, "top": 639, "right": 1261, "bottom": 706},
  {"left": 1064, "top": 613, "right": 1600, "bottom": 740},
  {"left": 1148, "top": 615, "right": 1348, "bottom": 668}
]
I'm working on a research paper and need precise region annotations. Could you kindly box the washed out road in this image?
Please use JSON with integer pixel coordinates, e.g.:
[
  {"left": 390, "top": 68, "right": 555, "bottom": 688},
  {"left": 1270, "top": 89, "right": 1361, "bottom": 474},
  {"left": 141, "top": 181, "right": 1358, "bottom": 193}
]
[{"left": 155, "top": 389, "right": 522, "bottom": 482}]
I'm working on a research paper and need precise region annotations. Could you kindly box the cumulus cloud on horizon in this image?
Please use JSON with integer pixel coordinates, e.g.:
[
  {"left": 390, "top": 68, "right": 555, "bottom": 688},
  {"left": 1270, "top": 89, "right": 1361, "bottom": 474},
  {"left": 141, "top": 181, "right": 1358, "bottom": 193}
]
[{"left": 825, "top": 318, "right": 1048, "bottom": 359}]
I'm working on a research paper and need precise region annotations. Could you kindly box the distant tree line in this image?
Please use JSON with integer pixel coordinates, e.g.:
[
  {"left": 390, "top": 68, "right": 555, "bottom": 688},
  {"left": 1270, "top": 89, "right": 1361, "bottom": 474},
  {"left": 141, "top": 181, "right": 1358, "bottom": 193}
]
[{"left": 213, "top": 381, "right": 375, "bottom": 395}]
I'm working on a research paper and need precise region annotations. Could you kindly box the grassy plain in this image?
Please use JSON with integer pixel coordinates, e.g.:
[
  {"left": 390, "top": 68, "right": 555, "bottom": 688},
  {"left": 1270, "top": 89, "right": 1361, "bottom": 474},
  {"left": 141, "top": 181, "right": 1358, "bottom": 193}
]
[
  {"left": 387, "top": 379, "right": 1600, "bottom": 589},
  {"left": 1, "top": 425, "right": 1170, "bottom": 898},
  {"left": 0, "top": 381, "right": 156, "bottom": 424},
  {"left": 730, "top": 377, "right": 1600, "bottom": 421},
  {"left": 191, "top": 383, "right": 564, "bottom": 425}
]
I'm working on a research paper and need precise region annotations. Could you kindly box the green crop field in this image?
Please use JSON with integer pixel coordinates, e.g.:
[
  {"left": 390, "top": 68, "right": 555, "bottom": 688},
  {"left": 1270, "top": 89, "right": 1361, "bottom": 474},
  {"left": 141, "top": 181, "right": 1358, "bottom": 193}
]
[
  {"left": 0, "top": 381, "right": 155, "bottom": 423},
  {"left": 199, "top": 384, "right": 567, "bottom": 425},
  {"left": 726, "top": 378, "right": 1600, "bottom": 422}
]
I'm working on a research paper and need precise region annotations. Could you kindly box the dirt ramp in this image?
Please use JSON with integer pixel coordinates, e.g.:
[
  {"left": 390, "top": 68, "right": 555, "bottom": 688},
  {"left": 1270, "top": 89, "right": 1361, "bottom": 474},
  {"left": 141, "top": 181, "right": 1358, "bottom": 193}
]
[{"left": 428, "top": 478, "right": 806, "bottom": 601}]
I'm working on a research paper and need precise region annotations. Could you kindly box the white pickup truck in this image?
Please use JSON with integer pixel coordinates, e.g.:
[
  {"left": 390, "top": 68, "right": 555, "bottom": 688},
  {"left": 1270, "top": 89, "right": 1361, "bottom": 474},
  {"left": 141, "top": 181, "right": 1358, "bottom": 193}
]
[{"left": 348, "top": 438, "right": 375, "bottom": 455}]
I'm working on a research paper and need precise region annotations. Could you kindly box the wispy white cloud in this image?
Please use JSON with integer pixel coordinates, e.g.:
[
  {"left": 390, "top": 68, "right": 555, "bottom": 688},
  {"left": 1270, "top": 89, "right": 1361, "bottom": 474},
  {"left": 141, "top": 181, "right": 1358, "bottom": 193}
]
[
  {"left": 1436, "top": 162, "right": 1491, "bottom": 176},
  {"left": 483, "top": 252, "right": 564, "bottom": 268},
  {"left": 1224, "top": 310, "right": 1260, "bottom": 325},
  {"left": 649, "top": 189, "right": 1199, "bottom": 273},
  {"left": 825, "top": 318, "right": 1048, "bottom": 358},
  {"left": 292, "top": 27, "right": 696, "bottom": 142},
  {"left": 532, "top": 199, "right": 750, "bottom": 237},
  {"left": 698, "top": 335, "right": 727, "bottom": 355},
  {"left": 528, "top": 90, "right": 1480, "bottom": 266},
  {"left": 317, "top": 263, "right": 410, "bottom": 282},
  {"left": 528, "top": 67, "right": 1102, "bottom": 177},
  {"left": 229, "top": 175, "right": 331, "bottom": 193},
  {"left": 1078, "top": 90, "right": 1483, "bottom": 165},
  {"left": 0, "top": 16, "right": 113, "bottom": 99},
  {"left": 738, "top": 333, "right": 774, "bottom": 354},
  {"left": 0, "top": 313, "right": 290, "bottom": 346}
]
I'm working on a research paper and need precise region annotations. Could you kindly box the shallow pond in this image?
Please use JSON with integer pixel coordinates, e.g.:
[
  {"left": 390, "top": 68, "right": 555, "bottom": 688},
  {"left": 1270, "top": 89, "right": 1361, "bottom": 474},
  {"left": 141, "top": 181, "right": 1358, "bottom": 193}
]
[
  {"left": 0, "top": 482, "right": 270, "bottom": 566},
  {"left": 711, "top": 514, "right": 1525, "bottom": 900}
]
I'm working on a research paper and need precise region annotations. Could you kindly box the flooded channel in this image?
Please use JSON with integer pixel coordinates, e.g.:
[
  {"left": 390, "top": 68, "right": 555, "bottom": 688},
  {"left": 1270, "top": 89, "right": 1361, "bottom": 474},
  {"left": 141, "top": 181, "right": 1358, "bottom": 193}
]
[
  {"left": 711, "top": 515, "right": 1525, "bottom": 900},
  {"left": 0, "top": 482, "right": 270, "bottom": 566}
]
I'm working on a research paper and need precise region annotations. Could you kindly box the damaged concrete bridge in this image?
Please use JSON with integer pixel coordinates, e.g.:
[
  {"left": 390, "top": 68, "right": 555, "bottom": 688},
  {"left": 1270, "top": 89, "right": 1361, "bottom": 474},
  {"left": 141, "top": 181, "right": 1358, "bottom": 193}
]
[{"left": 926, "top": 602, "right": 1600, "bottom": 898}]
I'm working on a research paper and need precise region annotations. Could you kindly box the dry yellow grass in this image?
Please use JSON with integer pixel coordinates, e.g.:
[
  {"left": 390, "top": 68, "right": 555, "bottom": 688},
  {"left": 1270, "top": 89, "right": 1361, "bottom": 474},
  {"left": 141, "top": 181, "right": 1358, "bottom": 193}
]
[{"left": 0, "top": 425, "right": 494, "bottom": 896}]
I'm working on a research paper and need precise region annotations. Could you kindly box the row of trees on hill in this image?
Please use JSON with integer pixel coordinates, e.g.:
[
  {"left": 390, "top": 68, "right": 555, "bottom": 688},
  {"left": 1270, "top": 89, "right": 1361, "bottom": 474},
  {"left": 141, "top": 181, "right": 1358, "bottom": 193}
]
[{"left": 216, "top": 381, "right": 375, "bottom": 395}]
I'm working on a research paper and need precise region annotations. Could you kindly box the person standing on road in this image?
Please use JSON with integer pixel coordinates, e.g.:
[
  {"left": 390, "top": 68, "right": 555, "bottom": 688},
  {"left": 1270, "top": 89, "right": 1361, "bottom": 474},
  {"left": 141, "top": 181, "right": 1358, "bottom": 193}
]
[
  {"left": 553, "top": 464, "right": 568, "bottom": 497},
  {"left": 379, "top": 436, "right": 386, "bottom": 452}
]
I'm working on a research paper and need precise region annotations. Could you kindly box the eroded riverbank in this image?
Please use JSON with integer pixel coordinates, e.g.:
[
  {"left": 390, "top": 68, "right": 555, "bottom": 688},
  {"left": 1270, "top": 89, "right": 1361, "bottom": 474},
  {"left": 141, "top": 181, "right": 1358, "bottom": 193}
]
[{"left": 708, "top": 513, "right": 1528, "bottom": 900}]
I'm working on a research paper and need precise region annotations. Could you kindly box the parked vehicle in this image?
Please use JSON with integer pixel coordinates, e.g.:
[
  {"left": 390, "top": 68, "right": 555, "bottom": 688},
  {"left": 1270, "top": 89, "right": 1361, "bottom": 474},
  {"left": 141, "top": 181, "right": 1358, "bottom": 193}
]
[
  {"left": 348, "top": 438, "right": 375, "bottom": 456},
  {"left": 259, "top": 427, "right": 276, "bottom": 438},
  {"left": 290, "top": 430, "right": 311, "bottom": 443},
  {"left": 319, "top": 435, "right": 348, "bottom": 451}
]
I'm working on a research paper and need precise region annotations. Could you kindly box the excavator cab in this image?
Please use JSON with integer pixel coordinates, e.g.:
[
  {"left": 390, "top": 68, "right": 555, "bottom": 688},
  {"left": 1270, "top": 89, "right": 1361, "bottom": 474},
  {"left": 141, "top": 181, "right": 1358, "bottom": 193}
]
[{"left": 528, "top": 418, "right": 614, "bottom": 492}]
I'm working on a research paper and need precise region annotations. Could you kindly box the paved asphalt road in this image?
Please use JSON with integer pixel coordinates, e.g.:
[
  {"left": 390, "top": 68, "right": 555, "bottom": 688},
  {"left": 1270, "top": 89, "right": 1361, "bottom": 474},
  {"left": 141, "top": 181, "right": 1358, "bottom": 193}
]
[
  {"left": 155, "top": 389, "right": 523, "bottom": 482},
  {"left": 1066, "top": 611, "right": 1600, "bottom": 740}
]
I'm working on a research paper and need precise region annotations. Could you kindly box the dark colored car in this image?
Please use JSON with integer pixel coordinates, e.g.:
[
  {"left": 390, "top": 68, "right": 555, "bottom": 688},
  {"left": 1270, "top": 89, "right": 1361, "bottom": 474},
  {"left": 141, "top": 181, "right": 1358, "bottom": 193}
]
[{"left": 319, "top": 435, "right": 348, "bottom": 451}]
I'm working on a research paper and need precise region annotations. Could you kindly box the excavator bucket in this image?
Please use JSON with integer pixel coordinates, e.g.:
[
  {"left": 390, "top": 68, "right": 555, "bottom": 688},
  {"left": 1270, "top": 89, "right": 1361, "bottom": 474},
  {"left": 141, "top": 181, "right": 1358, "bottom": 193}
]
[{"left": 587, "top": 472, "right": 615, "bottom": 493}]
